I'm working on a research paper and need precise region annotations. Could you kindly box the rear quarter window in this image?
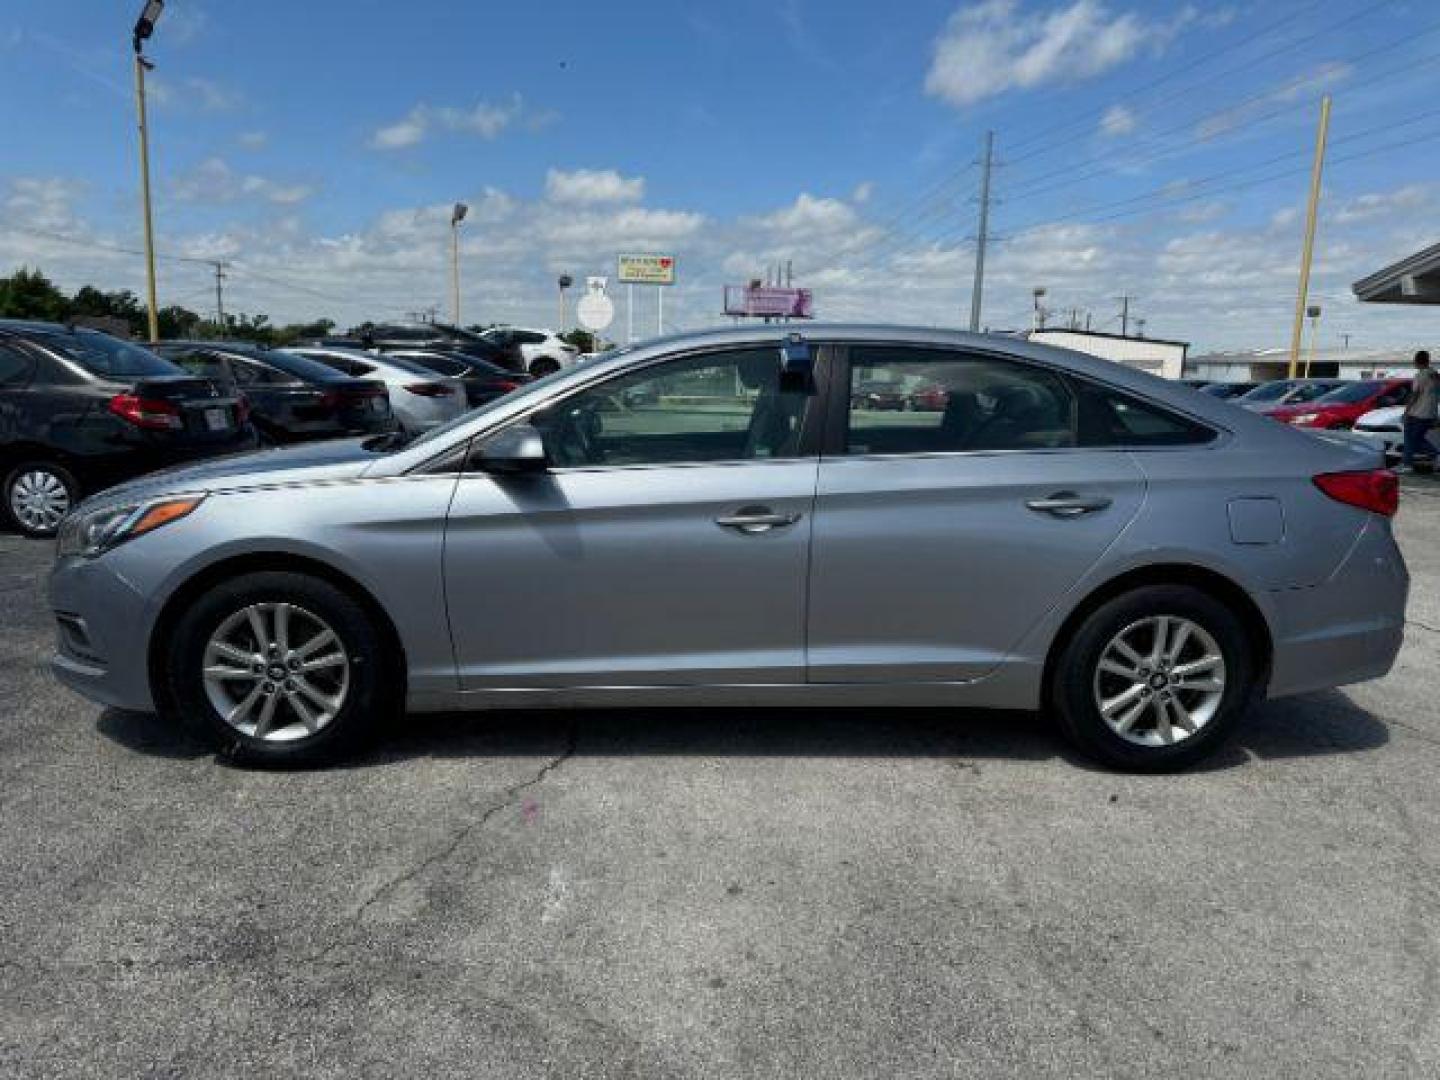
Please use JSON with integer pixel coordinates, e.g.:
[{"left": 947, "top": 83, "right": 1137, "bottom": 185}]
[{"left": 1076, "top": 383, "right": 1216, "bottom": 448}]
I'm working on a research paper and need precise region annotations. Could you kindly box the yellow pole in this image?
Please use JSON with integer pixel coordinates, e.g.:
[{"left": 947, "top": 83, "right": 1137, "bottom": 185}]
[
  {"left": 133, "top": 53, "right": 160, "bottom": 343},
  {"left": 1288, "top": 95, "right": 1331, "bottom": 379},
  {"left": 450, "top": 222, "right": 462, "bottom": 325}
]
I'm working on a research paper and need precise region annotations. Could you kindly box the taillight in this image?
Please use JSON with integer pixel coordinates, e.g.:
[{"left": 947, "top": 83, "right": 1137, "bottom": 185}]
[
  {"left": 492, "top": 380, "right": 520, "bottom": 392},
  {"left": 1313, "top": 469, "right": 1399, "bottom": 517},
  {"left": 108, "top": 393, "right": 182, "bottom": 431},
  {"left": 403, "top": 382, "right": 455, "bottom": 397}
]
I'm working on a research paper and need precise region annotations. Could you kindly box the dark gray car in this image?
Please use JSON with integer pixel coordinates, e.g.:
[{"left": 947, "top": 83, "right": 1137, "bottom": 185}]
[{"left": 49, "top": 326, "right": 1407, "bottom": 771}]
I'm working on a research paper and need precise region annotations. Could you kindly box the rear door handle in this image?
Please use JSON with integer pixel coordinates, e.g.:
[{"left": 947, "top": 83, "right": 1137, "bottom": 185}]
[
  {"left": 715, "top": 506, "right": 802, "bottom": 534},
  {"left": 1025, "top": 492, "right": 1113, "bottom": 518}
]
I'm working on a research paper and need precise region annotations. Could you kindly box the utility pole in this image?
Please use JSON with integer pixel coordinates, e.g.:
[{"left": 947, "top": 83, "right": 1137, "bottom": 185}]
[
  {"left": 212, "top": 261, "right": 227, "bottom": 327},
  {"left": 1115, "top": 294, "right": 1135, "bottom": 337},
  {"left": 131, "top": 1, "right": 166, "bottom": 342},
  {"left": 1288, "top": 94, "right": 1332, "bottom": 379},
  {"left": 969, "top": 130, "right": 994, "bottom": 333}
]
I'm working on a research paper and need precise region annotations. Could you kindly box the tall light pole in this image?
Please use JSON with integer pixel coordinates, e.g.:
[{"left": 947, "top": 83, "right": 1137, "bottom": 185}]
[
  {"left": 132, "top": 0, "right": 164, "bottom": 342},
  {"left": 449, "top": 202, "right": 468, "bottom": 326},
  {"left": 969, "top": 130, "right": 994, "bottom": 333},
  {"left": 557, "top": 273, "right": 573, "bottom": 330}
]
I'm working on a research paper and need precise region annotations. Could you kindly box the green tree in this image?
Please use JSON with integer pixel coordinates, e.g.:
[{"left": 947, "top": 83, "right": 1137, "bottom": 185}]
[{"left": 0, "top": 267, "right": 69, "bottom": 321}]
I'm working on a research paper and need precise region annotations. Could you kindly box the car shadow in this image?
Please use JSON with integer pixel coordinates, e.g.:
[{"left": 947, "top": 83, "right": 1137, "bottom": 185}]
[{"left": 97, "top": 689, "right": 1390, "bottom": 772}]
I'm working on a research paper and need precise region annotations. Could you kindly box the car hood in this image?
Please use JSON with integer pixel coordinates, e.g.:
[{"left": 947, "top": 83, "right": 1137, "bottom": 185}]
[
  {"left": 1355, "top": 405, "right": 1405, "bottom": 428},
  {"left": 80, "top": 438, "right": 381, "bottom": 510}
]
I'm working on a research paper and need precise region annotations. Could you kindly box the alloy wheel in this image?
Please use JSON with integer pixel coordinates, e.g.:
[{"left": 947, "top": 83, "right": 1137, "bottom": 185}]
[
  {"left": 9, "top": 469, "right": 72, "bottom": 534},
  {"left": 202, "top": 602, "right": 350, "bottom": 742},
  {"left": 1091, "top": 615, "right": 1227, "bottom": 748}
]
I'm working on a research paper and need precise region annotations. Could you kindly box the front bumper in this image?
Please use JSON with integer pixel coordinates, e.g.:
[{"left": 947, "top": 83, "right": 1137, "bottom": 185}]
[{"left": 48, "top": 553, "right": 157, "bottom": 712}]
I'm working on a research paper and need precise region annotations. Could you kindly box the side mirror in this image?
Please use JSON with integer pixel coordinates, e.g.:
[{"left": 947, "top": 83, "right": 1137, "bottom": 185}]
[
  {"left": 780, "top": 333, "right": 811, "bottom": 377},
  {"left": 471, "top": 423, "right": 548, "bottom": 475}
]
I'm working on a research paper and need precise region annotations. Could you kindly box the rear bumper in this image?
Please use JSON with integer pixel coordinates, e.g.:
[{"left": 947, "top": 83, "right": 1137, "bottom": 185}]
[{"left": 1266, "top": 515, "right": 1409, "bottom": 698}]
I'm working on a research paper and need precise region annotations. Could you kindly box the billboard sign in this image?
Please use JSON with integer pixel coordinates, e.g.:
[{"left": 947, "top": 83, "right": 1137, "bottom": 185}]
[
  {"left": 723, "top": 285, "right": 814, "bottom": 319},
  {"left": 617, "top": 253, "right": 676, "bottom": 286}
]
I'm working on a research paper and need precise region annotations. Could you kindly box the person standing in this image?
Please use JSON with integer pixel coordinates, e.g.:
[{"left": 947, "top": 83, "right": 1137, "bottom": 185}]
[{"left": 1398, "top": 349, "right": 1440, "bottom": 473}]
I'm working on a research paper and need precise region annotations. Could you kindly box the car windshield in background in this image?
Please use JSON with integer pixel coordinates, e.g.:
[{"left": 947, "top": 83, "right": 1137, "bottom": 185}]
[
  {"left": 34, "top": 330, "right": 178, "bottom": 378},
  {"left": 1241, "top": 382, "right": 1293, "bottom": 401},
  {"left": 1315, "top": 381, "right": 1384, "bottom": 404},
  {"left": 1287, "top": 382, "right": 1343, "bottom": 403},
  {"left": 405, "top": 353, "right": 471, "bottom": 377},
  {"left": 250, "top": 347, "right": 355, "bottom": 383}
]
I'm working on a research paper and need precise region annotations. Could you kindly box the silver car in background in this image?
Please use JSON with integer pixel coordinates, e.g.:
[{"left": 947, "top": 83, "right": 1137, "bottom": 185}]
[
  {"left": 49, "top": 326, "right": 1407, "bottom": 772},
  {"left": 288, "top": 346, "right": 467, "bottom": 435}
]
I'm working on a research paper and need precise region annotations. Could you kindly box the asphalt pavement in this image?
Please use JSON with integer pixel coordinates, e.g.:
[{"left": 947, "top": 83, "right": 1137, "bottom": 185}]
[{"left": 2, "top": 481, "right": 1440, "bottom": 1078}]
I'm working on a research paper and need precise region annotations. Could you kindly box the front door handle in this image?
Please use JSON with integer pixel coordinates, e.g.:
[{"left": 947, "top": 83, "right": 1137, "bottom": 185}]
[
  {"left": 1025, "top": 492, "right": 1113, "bottom": 518},
  {"left": 715, "top": 506, "right": 802, "bottom": 534}
]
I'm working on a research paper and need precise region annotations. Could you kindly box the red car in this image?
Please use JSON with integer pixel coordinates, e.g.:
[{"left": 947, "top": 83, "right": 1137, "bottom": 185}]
[{"left": 1267, "top": 378, "right": 1410, "bottom": 429}]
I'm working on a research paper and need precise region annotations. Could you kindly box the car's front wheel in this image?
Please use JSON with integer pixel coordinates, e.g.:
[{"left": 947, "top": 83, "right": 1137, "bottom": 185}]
[
  {"left": 1050, "top": 584, "right": 1255, "bottom": 772},
  {"left": 164, "top": 571, "right": 393, "bottom": 767},
  {"left": 3, "top": 460, "right": 79, "bottom": 538},
  {"left": 529, "top": 357, "right": 561, "bottom": 377}
]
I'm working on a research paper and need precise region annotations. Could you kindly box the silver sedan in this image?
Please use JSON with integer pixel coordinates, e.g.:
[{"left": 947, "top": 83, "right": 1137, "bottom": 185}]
[{"left": 49, "top": 326, "right": 1407, "bottom": 771}]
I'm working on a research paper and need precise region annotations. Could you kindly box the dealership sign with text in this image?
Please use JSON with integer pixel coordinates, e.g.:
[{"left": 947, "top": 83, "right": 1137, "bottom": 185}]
[{"left": 617, "top": 254, "right": 677, "bottom": 286}]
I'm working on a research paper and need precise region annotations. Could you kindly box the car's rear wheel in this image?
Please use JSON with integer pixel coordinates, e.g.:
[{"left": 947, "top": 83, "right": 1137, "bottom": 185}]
[
  {"left": 1050, "top": 584, "right": 1254, "bottom": 772},
  {"left": 3, "top": 460, "right": 79, "bottom": 538},
  {"left": 529, "top": 357, "right": 561, "bottom": 377},
  {"left": 164, "top": 571, "right": 392, "bottom": 767}
]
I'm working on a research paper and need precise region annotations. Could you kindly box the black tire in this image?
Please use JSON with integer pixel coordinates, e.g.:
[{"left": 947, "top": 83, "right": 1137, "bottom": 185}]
[
  {"left": 163, "top": 571, "right": 395, "bottom": 767},
  {"left": 1050, "top": 584, "right": 1254, "bottom": 773},
  {"left": 529, "top": 357, "right": 560, "bottom": 378},
  {"left": 3, "top": 460, "right": 80, "bottom": 539}
]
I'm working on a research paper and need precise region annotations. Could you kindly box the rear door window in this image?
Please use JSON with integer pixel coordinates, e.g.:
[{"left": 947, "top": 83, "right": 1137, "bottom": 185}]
[
  {"left": 1075, "top": 383, "right": 1216, "bottom": 447},
  {"left": 843, "top": 346, "right": 1077, "bottom": 455}
]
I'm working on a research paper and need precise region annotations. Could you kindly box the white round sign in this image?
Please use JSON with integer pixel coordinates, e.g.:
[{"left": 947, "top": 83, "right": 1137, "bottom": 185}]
[{"left": 576, "top": 291, "right": 615, "bottom": 331}]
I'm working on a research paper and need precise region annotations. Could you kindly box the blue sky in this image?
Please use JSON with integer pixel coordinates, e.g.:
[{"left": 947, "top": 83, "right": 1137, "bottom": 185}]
[{"left": 2, "top": 0, "right": 1438, "bottom": 350}]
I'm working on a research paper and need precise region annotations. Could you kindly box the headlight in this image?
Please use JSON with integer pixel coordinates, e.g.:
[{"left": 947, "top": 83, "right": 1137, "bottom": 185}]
[{"left": 57, "top": 495, "right": 205, "bottom": 559}]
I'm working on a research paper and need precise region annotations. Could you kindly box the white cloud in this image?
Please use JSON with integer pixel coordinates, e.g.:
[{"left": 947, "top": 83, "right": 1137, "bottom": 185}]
[
  {"left": 237, "top": 130, "right": 268, "bottom": 150},
  {"left": 852, "top": 181, "right": 876, "bottom": 204},
  {"left": 1331, "top": 185, "right": 1430, "bottom": 226},
  {"left": 1197, "top": 62, "right": 1351, "bottom": 139},
  {"left": 545, "top": 168, "right": 645, "bottom": 205},
  {"left": 171, "top": 157, "right": 314, "bottom": 205},
  {"left": 3, "top": 177, "right": 85, "bottom": 230},
  {"left": 926, "top": 0, "right": 1187, "bottom": 107},
  {"left": 1099, "top": 103, "right": 1137, "bottom": 137},
  {"left": 368, "top": 94, "right": 556, "bottom": 150},
  {"left": 147, "top": 75, "right": 244, "bottom": 112}
]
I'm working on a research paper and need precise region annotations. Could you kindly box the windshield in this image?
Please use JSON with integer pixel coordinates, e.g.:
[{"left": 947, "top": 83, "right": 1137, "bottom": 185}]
[
  {"left": 33, "top": 330, "right": 179, "bottom": 378},
  {"left": 1314, "top": 381, "right": 1383, "bottom": 404},
  {"left": 1241, "top": 381, "right": 1294, "bottom": 402},
  {"left": 403, "top": 347, "right": 630, "bottom": 452},
  {"left": 1286, "top": 381, "right": 1342, "bottom": 404}
]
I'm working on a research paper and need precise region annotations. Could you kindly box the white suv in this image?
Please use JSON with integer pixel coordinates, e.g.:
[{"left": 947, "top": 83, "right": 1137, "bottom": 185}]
[{"left": 481, "top": 327, "right": 578, "bottom": 377}]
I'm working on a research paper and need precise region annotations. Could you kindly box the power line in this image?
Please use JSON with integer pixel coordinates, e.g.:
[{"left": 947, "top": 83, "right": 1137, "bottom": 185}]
[{"left": 1005, "top": 0, "right": 1404, "bottom": 169}]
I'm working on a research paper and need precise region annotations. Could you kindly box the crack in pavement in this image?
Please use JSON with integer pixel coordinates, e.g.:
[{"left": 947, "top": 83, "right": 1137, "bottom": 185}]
[
  {"left": 1408, "top": 618, "right": 1440, "bottom": 636},
  {"left": 305, "top": 724, "right": 579, "bottom": 962}
]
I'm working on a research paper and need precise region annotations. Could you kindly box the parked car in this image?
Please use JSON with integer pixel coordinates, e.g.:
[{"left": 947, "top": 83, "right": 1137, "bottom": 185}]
[
  {"left": 286, "top": 346, "right": 466, "bottom": 435},
  {"left": 480, "top": 326, "right": 580, "bottom": 377},
  {"left": 1267, "top": 378, "right": 1411, "bottom": 430},
  {"left": 380, "top": 348, "right": 530, "bottom": 408},
  {"left": 326, "top": 324, "right": 526, "bottom": 375},
  {"left": 1235, "top": 378, "right": 1348, "bottom": 414},
  {"left": 1199, "top": 381, "right": 1262, "bottom": 400},
  {"left": 907, "top": 383, "right": 950, "bottom": 411},
  {"left": 153, "top": 342, "right": 395, "bottom": 444},
  {"left": 50, "top": 325, "right": 1405, "bottom": 773},
  {"left": 0, "top": 320, "right": 255, "bottom": 538},
  {"left": 851, "top": 380, "right": 907, "bottom": 410},
  {"left": 1352, "top": 405, "right": 1437, "bottom": 468}
]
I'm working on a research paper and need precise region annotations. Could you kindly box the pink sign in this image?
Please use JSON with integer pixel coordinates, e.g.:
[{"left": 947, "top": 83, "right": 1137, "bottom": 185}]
[{"left": 723, "top": 285, "right": 814, "bottom": 319}]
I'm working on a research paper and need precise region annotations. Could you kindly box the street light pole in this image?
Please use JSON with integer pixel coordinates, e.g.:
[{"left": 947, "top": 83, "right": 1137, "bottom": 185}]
[
  {"left": 449, "top": 202, "right": 468, "bottom": 326},
  {"left": 132, "top": 1, "right": 165, "bottom": 342}
]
